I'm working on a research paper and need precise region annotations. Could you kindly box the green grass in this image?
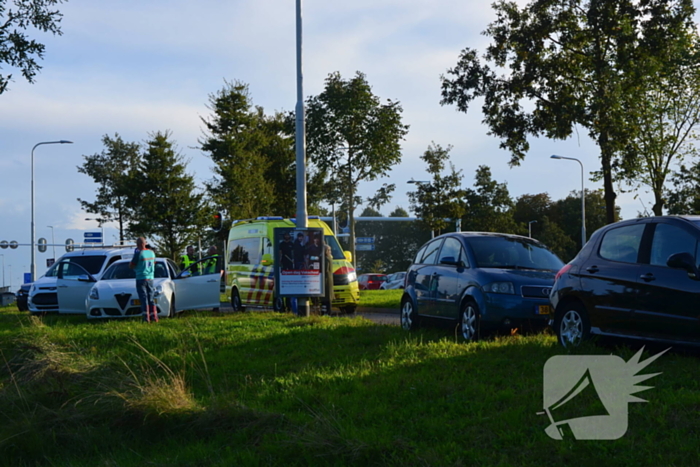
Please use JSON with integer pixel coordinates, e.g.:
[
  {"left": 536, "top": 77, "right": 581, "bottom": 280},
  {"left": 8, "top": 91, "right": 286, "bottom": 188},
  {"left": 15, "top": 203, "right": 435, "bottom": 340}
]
[
  {"left": 358, "top": 289, "right": 402, "bottom": 309},
  {"left": 1, "top": 303, "right": 700, "bottom": 466}
]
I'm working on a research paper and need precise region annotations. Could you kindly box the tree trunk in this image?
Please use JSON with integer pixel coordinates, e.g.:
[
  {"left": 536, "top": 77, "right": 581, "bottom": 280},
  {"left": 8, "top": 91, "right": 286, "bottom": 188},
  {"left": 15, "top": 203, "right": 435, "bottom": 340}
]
[{"left": 600, "top": 132, "right": 617, "bottom": 225}]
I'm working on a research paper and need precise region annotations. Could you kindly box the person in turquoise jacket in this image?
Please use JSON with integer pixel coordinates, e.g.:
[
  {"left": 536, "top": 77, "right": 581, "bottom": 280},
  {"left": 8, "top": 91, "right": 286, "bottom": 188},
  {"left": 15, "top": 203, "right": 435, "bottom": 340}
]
[{"left": 129, "top": 237, "right": 157, "bottom": 322}]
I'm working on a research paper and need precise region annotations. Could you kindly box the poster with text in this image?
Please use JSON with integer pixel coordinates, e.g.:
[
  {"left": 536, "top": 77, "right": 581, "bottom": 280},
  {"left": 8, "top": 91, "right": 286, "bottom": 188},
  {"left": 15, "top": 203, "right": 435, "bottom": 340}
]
[{"left": 274, "top": 227, "right": 324, "bottom": 297}]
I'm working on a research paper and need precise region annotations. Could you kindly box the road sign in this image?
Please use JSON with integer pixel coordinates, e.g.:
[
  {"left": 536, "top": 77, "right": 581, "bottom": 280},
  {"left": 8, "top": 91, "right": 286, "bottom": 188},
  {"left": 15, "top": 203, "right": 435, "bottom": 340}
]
[
  {"left": 355, "top": 244, "right": 375, "bottom": 251},
  {"left": 47, "top": 258, "right": 55, "bottom": 267},
  {"left": 84, "top": 238, "right": 103, "bottom": 243},
  {"left": 84, "top": 232, "right": 103, "bottom": 238},
  {"left": 356, "top": 237, "right": 375, "bottom": 244}
]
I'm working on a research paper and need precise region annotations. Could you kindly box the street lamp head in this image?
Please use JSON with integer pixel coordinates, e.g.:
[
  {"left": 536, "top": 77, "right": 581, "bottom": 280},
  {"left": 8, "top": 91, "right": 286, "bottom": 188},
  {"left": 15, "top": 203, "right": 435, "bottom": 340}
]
[
  {"left": 59, "top": 140, "right": 73, "bottom": 144},
  {"left": 550, "top": 155, "right": 562, "bottom": 159}
]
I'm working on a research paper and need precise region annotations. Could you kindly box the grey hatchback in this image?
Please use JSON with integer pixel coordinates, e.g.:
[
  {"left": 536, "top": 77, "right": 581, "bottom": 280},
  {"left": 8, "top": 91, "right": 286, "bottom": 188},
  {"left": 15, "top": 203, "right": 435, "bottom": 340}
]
[{"left": 400, "top": 232, "right": 564, "bottom": 340}]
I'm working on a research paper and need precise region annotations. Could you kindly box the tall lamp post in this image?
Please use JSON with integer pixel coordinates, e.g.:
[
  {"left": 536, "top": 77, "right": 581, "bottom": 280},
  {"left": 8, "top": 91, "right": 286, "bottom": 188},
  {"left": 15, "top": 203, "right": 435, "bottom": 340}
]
[
  {"left": 528, "top": 220, "right": 537, "bottom": 238},
  {"left": 551, "top": 155, "right": 586, "bottom": 247},
  {"left": 0, "top": 254, "right": 4, "bottom": 288},
  {"left": 408, "top": 179, "right": 434, "bottom": 238},
  {"left": 47, "top": 225, "right": 56, "bottom": 262},
  {"left": 31, "top": 140, "right": 73, "bottom": 282},
  {"left": 85, "top": 218, "right": 105, "bottom": 246}
]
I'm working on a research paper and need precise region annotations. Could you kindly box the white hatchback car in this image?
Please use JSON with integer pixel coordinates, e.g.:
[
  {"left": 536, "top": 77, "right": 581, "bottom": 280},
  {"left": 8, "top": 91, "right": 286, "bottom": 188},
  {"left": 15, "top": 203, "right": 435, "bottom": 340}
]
[
  {"left": 84, "top": 257, "right": 220, "bottom": 319},
  {"left": 28, "top": 247, "right": 134, "bottom": 314}
]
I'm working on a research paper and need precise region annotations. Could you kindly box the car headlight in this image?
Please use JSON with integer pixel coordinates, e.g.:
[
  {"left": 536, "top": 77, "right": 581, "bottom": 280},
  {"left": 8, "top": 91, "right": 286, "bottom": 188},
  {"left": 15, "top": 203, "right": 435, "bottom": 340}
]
[
  {"left": 484, "top": 282, "right": 515, "bottom": 294},
  {"left": 154, "top": 285, "right": 163, "bottom": 297},
  {"left": 347, "top": 271, "right": 357, "bottom": 283},
  {"left": 89, "top": 288, "right": 99, "bottom": 300}
]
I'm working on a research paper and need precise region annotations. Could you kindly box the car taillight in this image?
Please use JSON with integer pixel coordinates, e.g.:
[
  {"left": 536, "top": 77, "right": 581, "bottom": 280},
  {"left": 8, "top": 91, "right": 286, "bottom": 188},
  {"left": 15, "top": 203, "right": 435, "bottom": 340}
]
[{"left": 555, "top": 263, "right": 572, "bottom": 282}]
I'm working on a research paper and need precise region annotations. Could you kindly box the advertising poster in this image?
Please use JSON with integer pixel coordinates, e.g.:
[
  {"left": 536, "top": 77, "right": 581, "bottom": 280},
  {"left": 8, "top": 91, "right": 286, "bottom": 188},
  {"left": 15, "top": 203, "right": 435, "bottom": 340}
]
[{"left": 274, "top": 227, "right": 325, "bottom": 297}]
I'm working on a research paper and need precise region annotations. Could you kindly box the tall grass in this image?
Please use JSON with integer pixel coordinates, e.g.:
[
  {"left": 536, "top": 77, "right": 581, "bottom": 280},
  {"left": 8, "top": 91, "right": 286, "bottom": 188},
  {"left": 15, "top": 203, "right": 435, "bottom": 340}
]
[{"left": 1, "top": 305, "right": 699, "bottom": 466}]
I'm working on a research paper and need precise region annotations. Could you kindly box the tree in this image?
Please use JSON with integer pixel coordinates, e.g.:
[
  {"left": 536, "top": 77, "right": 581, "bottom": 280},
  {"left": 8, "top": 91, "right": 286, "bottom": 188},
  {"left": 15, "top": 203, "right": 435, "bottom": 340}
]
[
  {"left": 441, "top": 0, "right": 698, "bottom": 224},
  {"left": 77, "top": 134, "right": 140, "bottom": 244},
  {"left": 127, "top": 131, "right": 208, "bottom": 260},
  {"left": 306, "top": 71, "right": 409, "bottom": 266},
  {"left": 513, "top": 193, "right": 577, "bottom": 261},
  {"left": 200, "top": 80, "right": 296, "bottom": 224},
  {"left": 550, "top": 190, "right": 611, "bottom": 250},
  {"left": 616, "top": 30, "right": 700, "bottom": 215},
  {"left": 408, "top": 143, "right": 466, "bottom": 236},
  {"left": 0, "top": 0, "right": 65, "bottom": 94},
  {"left": 462, "top": 166, "right": 517, "bottom": 233},
  {"left": 666, "top": 162, "right": 700, "bottom": 214}
]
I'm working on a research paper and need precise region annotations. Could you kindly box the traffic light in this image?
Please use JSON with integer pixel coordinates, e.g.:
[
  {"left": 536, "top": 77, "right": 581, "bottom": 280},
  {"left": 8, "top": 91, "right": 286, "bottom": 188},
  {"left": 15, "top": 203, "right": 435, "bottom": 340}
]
[
  {"left": 212, "top": 212, "right": 224, "bottom": 232},
  {"left": 38, "top": 238, "right": 47, "bottom": 253}
]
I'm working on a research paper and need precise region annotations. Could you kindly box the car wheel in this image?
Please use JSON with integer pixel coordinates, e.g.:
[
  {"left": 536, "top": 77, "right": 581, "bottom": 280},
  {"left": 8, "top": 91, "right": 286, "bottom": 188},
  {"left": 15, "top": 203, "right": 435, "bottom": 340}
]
[
  {"left": 400, "top": 297, "right": 419, "bottom": 331},
  {"left": 555, "top": 302, "right": 590, "bottom": 348},
  {"left": 273, "top": 295, "right": 286, "bottom": 313},
  {"left": 168, "top": 296, "right": 176, "bottom": 318},
  {"left": 231, "top": 289, "right": 245, "bottom": 312},
  {"left": 459, "top": 301, "right": 480, "bottom": 342}
]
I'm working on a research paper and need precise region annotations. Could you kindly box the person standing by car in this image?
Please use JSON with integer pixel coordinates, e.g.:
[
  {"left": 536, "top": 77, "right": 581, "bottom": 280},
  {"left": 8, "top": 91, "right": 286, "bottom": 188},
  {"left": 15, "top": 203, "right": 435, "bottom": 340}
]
[
  {"left": 129, "top": 237, "right": 157, "bottom": 322},
  {"left": 180, "top": 245, "right": 198, "bottom": 273},
  {"left": 202, "top": 246, "right": 220, "bottom": 275}
]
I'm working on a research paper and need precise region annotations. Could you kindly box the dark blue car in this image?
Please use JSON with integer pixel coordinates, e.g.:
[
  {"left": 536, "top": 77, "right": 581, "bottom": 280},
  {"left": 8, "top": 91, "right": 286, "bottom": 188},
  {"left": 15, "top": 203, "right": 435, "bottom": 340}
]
[{"left": 401, "top": 232, "right": 564, "bottom": 341}]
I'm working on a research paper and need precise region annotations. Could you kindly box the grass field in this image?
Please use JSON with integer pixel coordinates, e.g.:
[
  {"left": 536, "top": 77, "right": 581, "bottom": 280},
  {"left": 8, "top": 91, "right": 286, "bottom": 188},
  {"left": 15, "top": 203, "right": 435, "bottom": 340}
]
[{"left": 1, "top": 301, "right": 699, "bottom": 466}]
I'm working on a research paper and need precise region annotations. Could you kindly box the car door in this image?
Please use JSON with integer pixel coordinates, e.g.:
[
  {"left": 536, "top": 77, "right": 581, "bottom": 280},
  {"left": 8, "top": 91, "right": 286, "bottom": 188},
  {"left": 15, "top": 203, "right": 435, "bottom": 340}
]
[
  {"left": 172, "top": 257, "right": 221, "bottom": 311},
  {"left": 433, "top": 237, "right": 468, "bottom": 319},
  {"left": 413, "top": 239, "right": 444, "bottom": 317},
  {"left": 56, "top": 261, "right": 97, "bottom": 314},
  {"left": 633, "top": 221, "right": 700, "bottom": 342},
  {"left": 578, "top": 223, "right": 646, "bottom": 334}
]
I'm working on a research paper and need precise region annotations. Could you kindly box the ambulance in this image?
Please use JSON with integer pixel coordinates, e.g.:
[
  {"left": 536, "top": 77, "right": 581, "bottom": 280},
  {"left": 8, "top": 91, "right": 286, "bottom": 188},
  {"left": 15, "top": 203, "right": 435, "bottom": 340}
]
[{"left": 223, "top": 216, "right": 359, "bottom": 313}]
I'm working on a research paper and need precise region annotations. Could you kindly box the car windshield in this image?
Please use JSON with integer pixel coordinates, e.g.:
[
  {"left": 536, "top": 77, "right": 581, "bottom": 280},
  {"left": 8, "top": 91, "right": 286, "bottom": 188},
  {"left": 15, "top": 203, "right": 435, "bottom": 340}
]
[
  {"left": 65, "top": 255, "right": 108, "bottom": 275},
  {"left": 325, "top": 235, "right": 346, "bottom": 260},
  {"left": 468, "top": 237, "right": 564, "bottom": 271},
  {"left": 101, "top": 261, "right": 169, "bottom": 280}
]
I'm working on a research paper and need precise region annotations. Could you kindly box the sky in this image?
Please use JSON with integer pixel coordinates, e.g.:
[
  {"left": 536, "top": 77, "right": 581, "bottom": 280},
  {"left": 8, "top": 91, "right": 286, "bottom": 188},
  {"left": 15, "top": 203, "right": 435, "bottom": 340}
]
[{"left": 0, "top": 0, "right": 677, "bottom": 288}]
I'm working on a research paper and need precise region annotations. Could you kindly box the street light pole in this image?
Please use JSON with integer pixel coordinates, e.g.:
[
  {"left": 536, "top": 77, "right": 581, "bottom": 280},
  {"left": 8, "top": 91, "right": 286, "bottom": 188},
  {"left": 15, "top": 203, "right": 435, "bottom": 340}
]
[
  {"left": 528, "top": 220, "right": 537, "bottom": 238},
  {"left": 31, "top": 140, "right": 73, "bottom": 282},
  {"left": 47, "top": 225, "right": 56, "bottom": 261},
  {"left": 0, "top": 254, "right": 4, "bottom": 288},
  {"left": 551, "top": 155, "right": 586, "bottom": 247}
]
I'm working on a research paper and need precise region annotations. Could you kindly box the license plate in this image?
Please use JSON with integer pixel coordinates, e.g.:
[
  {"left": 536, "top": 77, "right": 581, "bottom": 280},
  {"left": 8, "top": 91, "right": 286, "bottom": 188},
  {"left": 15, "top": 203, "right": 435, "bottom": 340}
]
[
  {"left": 537, "top": 305, "right": 552, "bottom": 315},
  {"left": 131, "top": 299, "right": 140, "bottom": 306}
]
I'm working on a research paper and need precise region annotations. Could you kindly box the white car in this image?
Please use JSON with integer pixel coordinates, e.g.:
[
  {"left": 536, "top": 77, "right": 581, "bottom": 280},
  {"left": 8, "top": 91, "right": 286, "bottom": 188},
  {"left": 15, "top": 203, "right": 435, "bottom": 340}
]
[
  {"left": 379, "top": 271, "right": 406, "bottom": 290},
  {"left": 28, "top": 247, "right": 134, "bottom": 314},
  {"left": 84, "top": 257, "right": 220, "bottom": 319}
]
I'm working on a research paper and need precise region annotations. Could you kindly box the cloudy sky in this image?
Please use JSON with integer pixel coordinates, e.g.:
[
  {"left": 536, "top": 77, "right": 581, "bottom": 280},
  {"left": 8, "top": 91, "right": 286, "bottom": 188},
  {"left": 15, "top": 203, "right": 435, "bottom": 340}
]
[{"left": 0, "top": 0, "right": 668, "bottom": 287}]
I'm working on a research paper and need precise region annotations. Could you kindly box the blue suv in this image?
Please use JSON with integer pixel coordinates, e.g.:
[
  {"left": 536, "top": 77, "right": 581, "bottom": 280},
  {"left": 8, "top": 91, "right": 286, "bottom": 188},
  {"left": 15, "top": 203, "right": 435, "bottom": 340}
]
[{"left": 401, "top": 232, "right": 564, "bottom": 341}]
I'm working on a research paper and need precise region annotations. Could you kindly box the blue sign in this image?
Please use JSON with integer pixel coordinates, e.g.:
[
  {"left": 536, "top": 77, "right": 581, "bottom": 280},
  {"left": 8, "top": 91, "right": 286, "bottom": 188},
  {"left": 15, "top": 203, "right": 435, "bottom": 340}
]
[
  {"left": 84, "top": 238, "right": 102, "bottom": 243},
  {"left": 356, "top": 237, "right": 375, "bottom": 244},
  {"left": 23, "top": 273, "right": 32, "bottom": 284},
  {"left": 355, "top": 244, "right": 375, "bottom": 251},
  {"left": 84, "top": 232, "right": 102, "bottom": 238}
]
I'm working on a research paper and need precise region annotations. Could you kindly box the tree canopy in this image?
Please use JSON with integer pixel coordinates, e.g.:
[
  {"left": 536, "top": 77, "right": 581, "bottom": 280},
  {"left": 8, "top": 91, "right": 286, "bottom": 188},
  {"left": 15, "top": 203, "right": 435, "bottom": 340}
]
[
  {"left": 0, "top": 0, "right": 65, "bottom": 94},
  {"left": 306, "top": 71, "right": 409, "bottom": 265},
  {"left": 441, "top": 0, "right": 698, "bottom": 225}
]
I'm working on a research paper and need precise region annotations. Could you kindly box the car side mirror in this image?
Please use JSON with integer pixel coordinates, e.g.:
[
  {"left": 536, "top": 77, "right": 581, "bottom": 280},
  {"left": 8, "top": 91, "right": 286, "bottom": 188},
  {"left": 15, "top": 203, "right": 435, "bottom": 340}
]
[
  {"left": 261, "top": 253, "right": 273, "bottom": 266},
  {"left": 344, "top": 251, "right": 352, "bottom": 263},
  {"left": 179, "top": 270, "right": 192, "bottom": 279},
  {"left": 667, "top": 252, "right": 700, "bottom": 280},
  {"left": 78, "top": 274, "right": 96, "bottom": 283}
]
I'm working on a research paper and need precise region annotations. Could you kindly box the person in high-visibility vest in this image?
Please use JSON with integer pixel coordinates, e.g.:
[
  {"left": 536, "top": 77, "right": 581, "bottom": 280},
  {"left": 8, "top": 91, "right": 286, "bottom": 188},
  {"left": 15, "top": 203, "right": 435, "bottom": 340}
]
[
  {"left": 180, "top": 245, "right": 198, "bottom": 274},
  {"left": 202, "top": 246, "right": 220, "bottom": 275}
]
